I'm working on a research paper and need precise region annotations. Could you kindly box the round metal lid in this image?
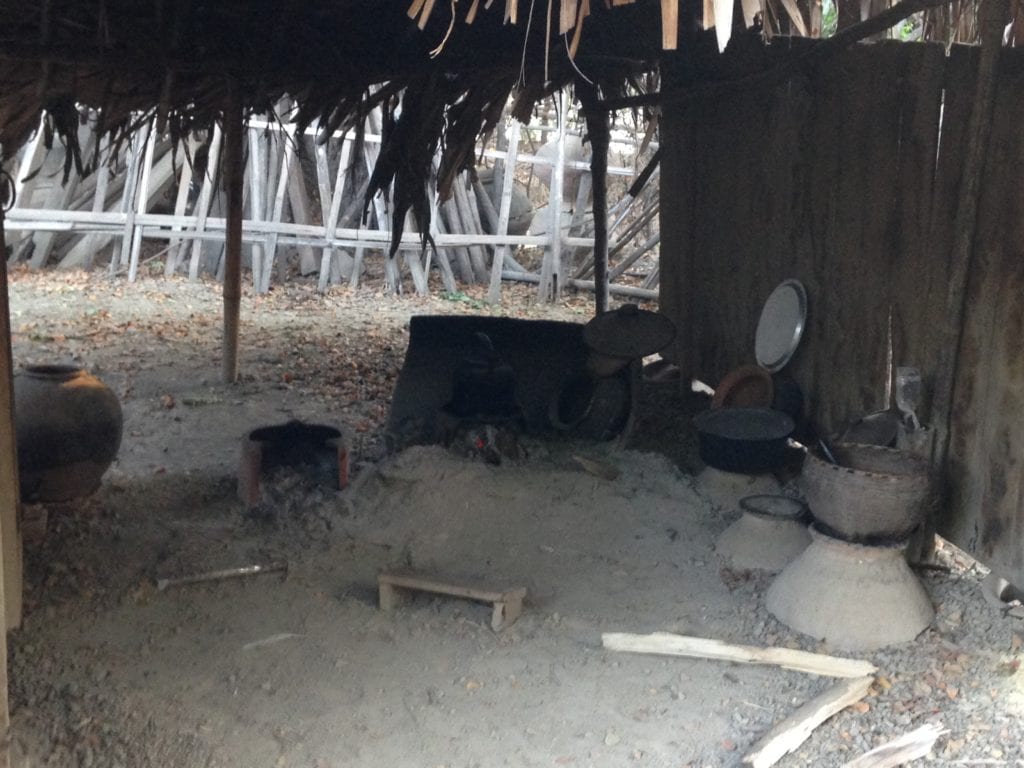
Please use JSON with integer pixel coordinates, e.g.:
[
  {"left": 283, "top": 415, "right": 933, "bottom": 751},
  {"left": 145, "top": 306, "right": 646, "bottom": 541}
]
[
  {"left": 755, "top": 279, "right": 807, "bottom": 373},
  {"left": 582, "top": 304, "right": 676, "bottom": 360}
]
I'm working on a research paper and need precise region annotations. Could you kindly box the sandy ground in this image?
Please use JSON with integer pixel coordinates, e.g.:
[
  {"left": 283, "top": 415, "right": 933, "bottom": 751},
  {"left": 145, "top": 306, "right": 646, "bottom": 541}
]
[{"left": 5, "top": 270, "right": 1024, "bottom": 768}]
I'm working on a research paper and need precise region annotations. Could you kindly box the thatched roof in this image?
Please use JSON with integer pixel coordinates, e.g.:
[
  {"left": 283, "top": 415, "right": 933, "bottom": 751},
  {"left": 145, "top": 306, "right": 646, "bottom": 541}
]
[{"left": 0, "top": 0, "right": 668, "bottom": 248}]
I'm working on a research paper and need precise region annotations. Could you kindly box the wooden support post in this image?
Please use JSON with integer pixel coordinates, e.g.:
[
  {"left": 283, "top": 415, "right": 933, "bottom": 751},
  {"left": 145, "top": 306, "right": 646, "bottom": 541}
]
[
  {"left": 29, "top": 127, "right": 95, "bottom": 269},
  {"left": 80, "top": 155, "right": 110, "bottom": 271},
  {"left": 487, "top": 119, "right": 521, "bottom": 304},
  {"left": 222, "top": 86, "right": 244, "bottom": 385},
  {"left": 580, "top": 84, "right": 610, "bottom": 313},
  {"left": 8, "top": 116, "right": 46, "bottom": 252},
  {"left": 248, "top": 125, "right": 267, "bottom": 289},
  {"left": 0, "top": 174, "right": 24, "bottom": 642}
]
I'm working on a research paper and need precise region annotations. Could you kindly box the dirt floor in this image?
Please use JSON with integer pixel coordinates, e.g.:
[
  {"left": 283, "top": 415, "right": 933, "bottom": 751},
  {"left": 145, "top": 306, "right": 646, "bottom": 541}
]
[{"left": 5, "top": 269, "right": 1024, "bottom": 768}]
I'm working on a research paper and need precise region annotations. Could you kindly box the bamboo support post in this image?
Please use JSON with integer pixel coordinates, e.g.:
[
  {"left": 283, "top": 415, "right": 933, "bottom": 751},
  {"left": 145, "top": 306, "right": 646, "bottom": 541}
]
[
  {"left": 487, "top": 119, "right": 522, "bottom": 304},
  {"left": 222, "top": 86, "right": 243, "bottom": 384}
]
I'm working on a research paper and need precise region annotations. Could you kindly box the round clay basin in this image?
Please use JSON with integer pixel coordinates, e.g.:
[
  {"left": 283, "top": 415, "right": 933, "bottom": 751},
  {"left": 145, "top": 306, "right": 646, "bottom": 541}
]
[
  {"left": 716, "top": 495, "right": 810, "bottom": 572},
  {"left": 766, "top": 525, "right": 934, "bottom": 651}
]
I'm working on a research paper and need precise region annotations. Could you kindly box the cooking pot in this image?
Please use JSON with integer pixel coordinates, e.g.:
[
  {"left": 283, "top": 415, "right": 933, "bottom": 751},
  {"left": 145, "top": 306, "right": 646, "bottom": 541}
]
[{"left": 693, "top": 407, "right": 794, "bottom": 474}]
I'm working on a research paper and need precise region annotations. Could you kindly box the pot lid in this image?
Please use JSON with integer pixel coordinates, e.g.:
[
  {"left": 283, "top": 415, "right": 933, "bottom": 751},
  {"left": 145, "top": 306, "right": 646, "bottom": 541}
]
[
  {"left": 755, "top": 279, "right": 807, "bottom": 373},
  {"left": 583, "top": 304, "right": 676, "bottom": 359}
]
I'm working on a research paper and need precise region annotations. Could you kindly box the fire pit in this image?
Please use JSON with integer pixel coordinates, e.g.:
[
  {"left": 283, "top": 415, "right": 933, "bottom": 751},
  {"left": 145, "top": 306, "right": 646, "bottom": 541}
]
[{"left": 238, "top": 421, "right": 349, "bottom": 506}]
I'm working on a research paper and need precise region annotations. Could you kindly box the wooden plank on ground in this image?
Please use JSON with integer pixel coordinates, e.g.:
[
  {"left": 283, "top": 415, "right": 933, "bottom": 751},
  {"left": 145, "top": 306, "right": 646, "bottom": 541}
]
[
  {"left": 743, "top": 676, "right": 875, "bottom": 768},
  {"left": 378, "top": 571, "right": 526, "bottom": 631},
  {"left": 601, "top": 633, "right": 877, "bottom": 678}
]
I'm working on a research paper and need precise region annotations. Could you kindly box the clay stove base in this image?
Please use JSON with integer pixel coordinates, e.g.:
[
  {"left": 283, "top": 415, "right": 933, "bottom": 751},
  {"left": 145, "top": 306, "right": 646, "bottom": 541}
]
[
  {"left": 766, "top": 526, "right": 934, "bottom": 652},
  {"left": 716, "top": 501, "right": 810, "bottom": 573},
  {"left": 695, "top": 467, "right": 781, "bottom": 511}
]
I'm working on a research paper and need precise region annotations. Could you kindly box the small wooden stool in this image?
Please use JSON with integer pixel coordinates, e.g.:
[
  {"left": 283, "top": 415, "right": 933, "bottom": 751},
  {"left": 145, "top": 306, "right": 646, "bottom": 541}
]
[{"left": 378, "top": 571, "right": 526, "bottom": 631}]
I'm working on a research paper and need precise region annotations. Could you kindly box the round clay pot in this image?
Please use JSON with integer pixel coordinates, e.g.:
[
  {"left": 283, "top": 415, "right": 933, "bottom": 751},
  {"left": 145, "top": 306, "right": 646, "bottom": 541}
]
[
  {"left": 766, "top": 525, "right": 934, "bottom": 651},
  {"left": 14, "top": 364, "right": 123, "bottom": 502},
  {"left": 716, "top": 495, "right": 811, "bottom": 572},
  {"left": 800, "top": 443, "right": 930, "bottom": 543}
]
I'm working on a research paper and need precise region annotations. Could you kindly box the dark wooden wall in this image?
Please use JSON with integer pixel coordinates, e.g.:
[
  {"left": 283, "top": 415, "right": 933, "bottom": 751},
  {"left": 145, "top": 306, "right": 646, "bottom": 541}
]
[{"left": 660, "top": 40, "right": 1024, "bottom": 580}]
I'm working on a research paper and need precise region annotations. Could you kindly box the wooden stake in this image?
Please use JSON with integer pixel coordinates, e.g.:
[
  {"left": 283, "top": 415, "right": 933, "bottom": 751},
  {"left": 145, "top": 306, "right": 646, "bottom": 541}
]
[
  {"left": 601, "top": 633, "right": 878, "bottom": 678},
  {"left": 743, "top": 676, "right": 875, "bottom": 768},
  {"left": 222, "top": 84, "right": 243, "bottom": 385}
]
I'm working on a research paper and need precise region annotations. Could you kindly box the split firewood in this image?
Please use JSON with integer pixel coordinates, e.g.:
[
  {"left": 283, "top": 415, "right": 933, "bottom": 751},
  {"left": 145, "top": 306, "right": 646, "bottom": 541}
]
[
  {"left": 743, "top": 676, "right": 875, "bottom": 768},
  {"left": 572, "top": 454, "right": 620, "bottom": 481},
  {"left": 842, "top": 723, "right": 948, "bottom": 768},
  {"left": 601, "top": 632, "right": 877, "bottom": 678}
]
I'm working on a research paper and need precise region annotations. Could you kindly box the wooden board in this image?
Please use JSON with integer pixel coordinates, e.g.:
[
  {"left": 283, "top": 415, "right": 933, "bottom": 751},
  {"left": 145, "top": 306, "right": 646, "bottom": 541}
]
[{"left": 378, "top": 571, "right": 526, "bottom": 631}]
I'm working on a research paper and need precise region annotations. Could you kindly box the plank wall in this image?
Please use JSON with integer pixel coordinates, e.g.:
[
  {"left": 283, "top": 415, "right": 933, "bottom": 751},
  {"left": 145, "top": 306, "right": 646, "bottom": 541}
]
[{"left": 660, "top": 41, "right": 1024, "bottom": 579}]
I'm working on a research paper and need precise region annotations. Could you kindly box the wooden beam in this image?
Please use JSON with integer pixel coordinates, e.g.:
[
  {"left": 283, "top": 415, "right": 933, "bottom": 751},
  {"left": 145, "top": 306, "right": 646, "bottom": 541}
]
[
  {"left": 222, "top": 85, "right": 243, "bottom": 384},
  {"left": 743, "top": 676, "right": 875, "bottom": 768},
  {"left": 601, "top": 633, "right": 878, "bottom": 678}
]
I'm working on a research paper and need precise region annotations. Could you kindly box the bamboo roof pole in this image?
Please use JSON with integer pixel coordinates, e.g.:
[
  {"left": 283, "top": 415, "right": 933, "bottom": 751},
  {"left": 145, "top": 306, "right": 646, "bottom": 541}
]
[{"left": 222, "top": 82, "right": 244, "bottom": 384}]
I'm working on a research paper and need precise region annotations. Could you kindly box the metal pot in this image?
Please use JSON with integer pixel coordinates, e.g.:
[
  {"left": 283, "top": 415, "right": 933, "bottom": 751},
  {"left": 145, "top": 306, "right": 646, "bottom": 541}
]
[{"left": 693, "top": 407, "right": 794, "bottom": 474}]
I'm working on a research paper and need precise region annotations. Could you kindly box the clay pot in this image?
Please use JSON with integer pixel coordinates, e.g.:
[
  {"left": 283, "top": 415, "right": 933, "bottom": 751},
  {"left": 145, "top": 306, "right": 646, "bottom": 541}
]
[
  {"left": 800, "top": 443, "right": 930, "bottom": 543},
  {"left": 14, "top": 364, "right": 123, "bottom": 502},
  {"left": 766, "top": 525, "right": 934, "bottom": 651},
  {"left": 715, "top": 495, "right": 811, "bottom": 572}
]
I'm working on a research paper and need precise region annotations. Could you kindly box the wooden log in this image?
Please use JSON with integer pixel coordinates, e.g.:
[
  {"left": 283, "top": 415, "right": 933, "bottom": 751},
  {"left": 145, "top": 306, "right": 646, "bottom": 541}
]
[
  {"left": 164, "top": 135, "right": 199, "bottom": 276},
  {"left": 187, "top": 124, "right": 223, "bottom": 281},
  {"left": 608, "top": 232, "right": 661, "bottom": 281},
  {"left": 63, "top": 142, "right": 175, "bottom": 271},
  {"left": 441, "top": 196, "right": 476, "bottom": 282},
  {"left": 487, "top": 119, "right": 522, "bottom": 304},
  {"left": 743, "top": 676, "right": 875, "bottom": 768},
  {"left": 127, "top": 120, "right": 158, "bottom": 282},
  {"left": 601, "top": 633, "right": 878, "bottom": 678},
  {"left": 257, "top": 123, "right": 293, "bottom": 292},
  {"left": 78, "top": 154, "right": 110, "bottom": 271},
  {"left": 28, "top": 127, "right": 95, "bottom": 269},
  {"left": 503, "top": 271, "right": 659, "bottom": 301},
  {"left": 286, "top": 141, "right": 318, "bottom": 276},
  {"left": 0, "top": 196, "right": 17, "bottom": 740},
  {"left": 110, "top": 119, "right": 150, "bottom": 276},
  {"left": 222, "top": 85, "right": 243, "bottom": 384},
  {"left": 453, "top": 174, "right": 488, "bottom": 283}
]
